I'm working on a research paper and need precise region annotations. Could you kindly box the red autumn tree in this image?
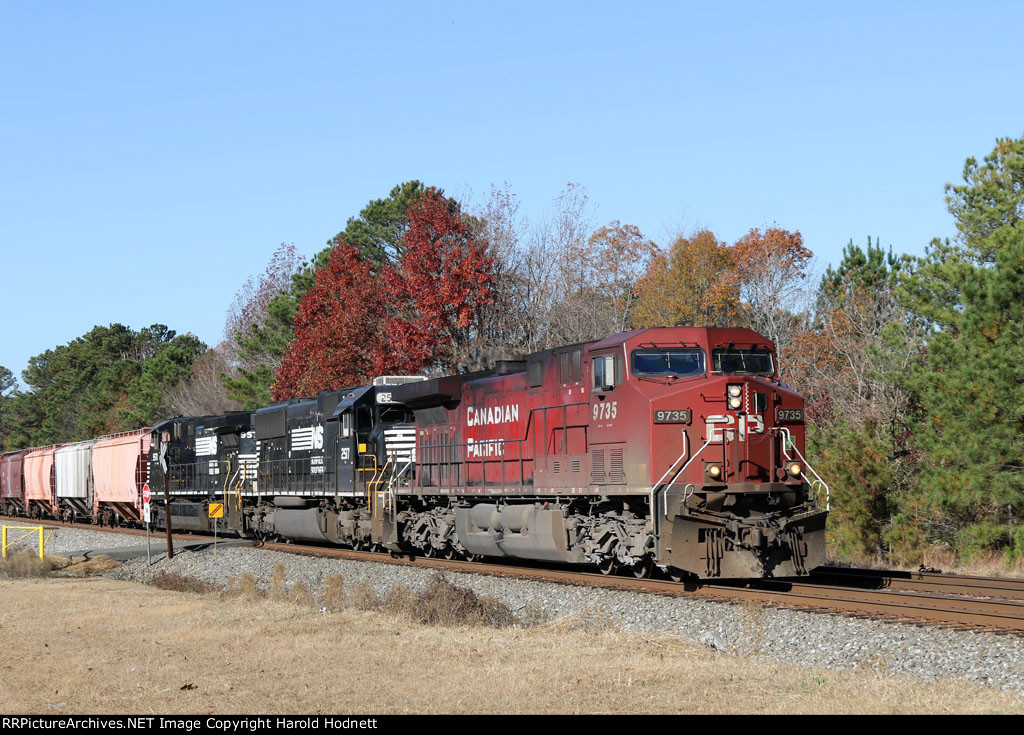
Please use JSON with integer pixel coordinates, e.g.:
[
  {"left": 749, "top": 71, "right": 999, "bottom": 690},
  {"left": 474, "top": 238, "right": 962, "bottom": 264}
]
[
  {"left": 380, "top": 188, "right": 496, "bottom": 373},
  {"left": 272, "top": 242, "right": 388, "bottom": 399},
  {"left": 273, "top": 188, "right": 496, "bottom": 398}
]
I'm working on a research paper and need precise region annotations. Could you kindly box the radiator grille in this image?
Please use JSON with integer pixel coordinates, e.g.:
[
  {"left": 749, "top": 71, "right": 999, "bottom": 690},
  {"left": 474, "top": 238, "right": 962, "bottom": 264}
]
[{"left": 609, "top": 447, "right": 625, "bottom": 484}]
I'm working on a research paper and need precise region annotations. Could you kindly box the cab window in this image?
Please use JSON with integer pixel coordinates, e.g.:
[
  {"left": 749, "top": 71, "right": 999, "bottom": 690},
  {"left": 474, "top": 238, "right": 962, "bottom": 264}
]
[
  {"left": 711, "top": 348, "right": 774, "bottom": 376},
  {"left": 592, "top": 354, "right": 622, "bottom": 390},
  {"left": 631, "top": 349, "right": 705, "bottom": 377}
]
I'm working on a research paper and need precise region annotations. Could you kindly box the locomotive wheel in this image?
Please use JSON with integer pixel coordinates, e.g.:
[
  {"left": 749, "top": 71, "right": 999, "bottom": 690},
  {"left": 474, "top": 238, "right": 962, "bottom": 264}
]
[
  {"left": 425, "top": 545, "right": 439, "bottom": 558},
  {"left": 443, "top": 544, "right": 457, "bottom": 560},
  {"left": 598, "top": 558, "right": 618, "bottom": 576},
  {"left": 666, "top": 566, "right": 686, "bottom": 583},
  {"left": 631, "top": 557, "right": 654, "bottom": 579}
]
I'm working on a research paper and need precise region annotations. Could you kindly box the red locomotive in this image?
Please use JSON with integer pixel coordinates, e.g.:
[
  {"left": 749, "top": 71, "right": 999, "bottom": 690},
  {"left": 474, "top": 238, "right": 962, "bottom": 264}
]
[{"left": 388, "top": 325, "right": 827, "bottom": 579}]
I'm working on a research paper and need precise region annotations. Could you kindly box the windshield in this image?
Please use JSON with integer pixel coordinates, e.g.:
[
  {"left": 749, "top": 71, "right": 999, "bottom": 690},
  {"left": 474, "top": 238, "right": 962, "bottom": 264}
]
[
  {"left": 631, "top": 349, "right": 705, "bottom": 378},
  {"left": 711, "top": 348, "right": 774, "bottom": 376}
]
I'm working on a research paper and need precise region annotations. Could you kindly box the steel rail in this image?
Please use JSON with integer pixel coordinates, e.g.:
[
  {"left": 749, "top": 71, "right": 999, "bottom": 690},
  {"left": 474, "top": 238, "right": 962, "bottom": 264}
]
[
  {"left": 7, "top": 515, "right": 1024, "bottom": 633},
  {"left": 814, "top": 566, "right": 1024, "bottom": 600}
]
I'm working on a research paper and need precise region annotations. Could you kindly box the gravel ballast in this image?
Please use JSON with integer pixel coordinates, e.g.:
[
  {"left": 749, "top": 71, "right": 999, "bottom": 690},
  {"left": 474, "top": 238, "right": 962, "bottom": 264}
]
[
  {"left": 23, "top": 525, "right": 1024, "bottom": 694},
  {"left": 4, "top": 524, "right": 150, "bottom": 555}
]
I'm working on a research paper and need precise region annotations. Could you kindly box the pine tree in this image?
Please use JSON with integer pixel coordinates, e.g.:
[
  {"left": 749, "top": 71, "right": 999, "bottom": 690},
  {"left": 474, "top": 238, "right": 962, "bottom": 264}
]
[{"left": 903, "top": 137, "right": 1024, "bottom": 560}]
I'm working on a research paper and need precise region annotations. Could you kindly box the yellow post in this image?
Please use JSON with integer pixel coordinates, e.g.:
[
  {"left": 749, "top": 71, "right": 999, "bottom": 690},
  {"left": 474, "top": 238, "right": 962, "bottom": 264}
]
[{"left": 2, "top": 525, "right": 46, "bottom": 558}]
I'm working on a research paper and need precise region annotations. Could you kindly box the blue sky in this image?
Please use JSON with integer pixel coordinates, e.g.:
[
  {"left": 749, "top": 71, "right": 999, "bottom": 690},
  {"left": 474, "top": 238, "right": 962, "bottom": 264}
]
[{"left": 2, "top": 1, "right": 1022, "bottom": 384}]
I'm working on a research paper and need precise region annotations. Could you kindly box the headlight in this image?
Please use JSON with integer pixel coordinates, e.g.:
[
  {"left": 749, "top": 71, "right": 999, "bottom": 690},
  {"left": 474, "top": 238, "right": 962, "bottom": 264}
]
[
  {"left": 787, "top": 462, "right": 802, "bottom": 477},
  {"left": 706, "top": 463, "right": 723, "bottom": 479},
  {"left": 727, "top": 384, "right": 742, "bottom": 398},
  {"left": 728, "top": 395, "right": 742, "bottom": 409}
]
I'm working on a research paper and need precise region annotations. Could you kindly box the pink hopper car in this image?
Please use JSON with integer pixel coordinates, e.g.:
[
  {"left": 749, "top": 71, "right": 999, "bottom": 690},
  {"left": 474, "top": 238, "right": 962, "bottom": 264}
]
[{"left": 92, "top": 429, "right": 151, "bottom": 525}]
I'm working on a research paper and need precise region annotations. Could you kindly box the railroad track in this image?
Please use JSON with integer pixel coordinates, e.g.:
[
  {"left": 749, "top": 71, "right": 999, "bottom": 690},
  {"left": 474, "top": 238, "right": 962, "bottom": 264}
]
[
  {"left": 8, "top": 515, "right": 1024, "bottom": 634},
  {"left": 812, "top": 565, "right": 1024, "bottom": 600}
]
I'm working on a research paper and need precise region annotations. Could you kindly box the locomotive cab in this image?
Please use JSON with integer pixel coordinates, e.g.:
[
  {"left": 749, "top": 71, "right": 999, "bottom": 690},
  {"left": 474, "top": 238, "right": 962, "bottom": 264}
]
[{"left": 597, "top": 328, "right": 826, "bottom": 578}]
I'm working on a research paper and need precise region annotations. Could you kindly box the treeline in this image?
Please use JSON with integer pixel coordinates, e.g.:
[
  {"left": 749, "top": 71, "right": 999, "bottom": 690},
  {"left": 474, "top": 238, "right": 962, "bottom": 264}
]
[
  {"left": 809, "top": 138, "right": 1024, "bottom": 565},
  {"left": 219, "top": 182, "right": 816, "bottom": 406},
  {"left": 0, "top": 325, "right": 203, "bottom": 447},
  {"left": 1, "top": 137, "right": 1021, "bottom": 566}
]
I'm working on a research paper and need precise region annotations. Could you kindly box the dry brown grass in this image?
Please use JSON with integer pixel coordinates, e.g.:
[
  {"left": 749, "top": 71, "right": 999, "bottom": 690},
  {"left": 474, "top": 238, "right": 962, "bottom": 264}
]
[
  {"left": 289, "top": 580, "right": 315, "bottom": 607},
  {"left": 56, "top": 556, "right": 121, "bottom": 577},
  {"left": 151, "top": 572, "right": 218, "bottom": 595},
  {"left": 221, "top": 568, "right": 521, "bottom": 628},
  {"left": 1, "top": 576, "right": 1023, "bottom": 714},
  {"left": 268, "top": 562, "right": 287, "bottom": 599},
  {"left": 919, "top": 547, "right": 1024, "bottom": 578},
  {"left": 1, "top": 551, "right": 121, "bottom": 579},
  {"left": 340, "top": 574, "right": 516, "bottom": 628},
  {"left": 827, "top": 547, "right": 1024, "bottom": 579},
  {"left": 321, "top": 573, "right": 345, "bottom": 611},
  {"left": 0, "top": 550, "right": 60, "bottom": 578},
  {"left": 231, "top": 572, "right": 265, "bottom": 600}
]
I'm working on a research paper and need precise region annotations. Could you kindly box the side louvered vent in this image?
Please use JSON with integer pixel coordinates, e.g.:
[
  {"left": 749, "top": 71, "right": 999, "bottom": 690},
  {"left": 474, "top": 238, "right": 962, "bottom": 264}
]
[
  {"left": 571, "top": 459, "right": 580, "bottom": 473},
  {"left": 609, "top": 447, "right": 625, "bottom": 484},
  {"left": 591, "top": 449, "right": 605, "bottom": 483},
  {"left": 552, "top": 460, "right": 561, "bottom": 474}
]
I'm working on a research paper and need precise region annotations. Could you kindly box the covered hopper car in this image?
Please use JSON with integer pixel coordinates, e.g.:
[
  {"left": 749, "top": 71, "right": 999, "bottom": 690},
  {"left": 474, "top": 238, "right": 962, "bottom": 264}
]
[
  {"left": 0, "top": 449, "right": 30, "bottom": 517},
  {"left": 24, "top": 445, "right": 61, "bottom": 519},
  {"left": 55, "top": 440, "right": 96, "bottom": 523}
]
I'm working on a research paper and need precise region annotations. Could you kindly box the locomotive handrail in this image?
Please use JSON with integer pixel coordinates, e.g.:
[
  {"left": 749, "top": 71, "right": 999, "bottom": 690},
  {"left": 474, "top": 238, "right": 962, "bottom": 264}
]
[
  {"left": 368, "top": 457, "right": 391, "bottom": 519},
  {"left": 810, "top": 479, "right": 829, "bottom": 511},
  {"left": 682, "top": 483, "right": 696, "bottom": 504},
  {"left": 416, "top": 401, "right": 589, "bottom": 493},
  {"left": 779, "top": 428, "right": 830, "bottom": 512},
  {"left": 649, "top": 435, "right": 711, "bottom": 562},
  {"left": 231, "top": 463, "right": 245, "bottom": 510},
  {"left": 94, "top": 427, "right": 151, "bottom": 441},
  {"left": 386, "top": 459, "right": 413, "bottom": 522},
  {"left": 779, "top": 426, "right": 794, "bottom": 460},
  {"left": 250, "top": 456, "right": 330, "bottom": 496},
  {"left": 653, "top": 433, "right": 690, "bottom": 490},
  {"left": 221, "top": 457, "right": 230, "bottom": 510},
  {"left": 656, "top": 437, "right": 714, "bottom": 520}
]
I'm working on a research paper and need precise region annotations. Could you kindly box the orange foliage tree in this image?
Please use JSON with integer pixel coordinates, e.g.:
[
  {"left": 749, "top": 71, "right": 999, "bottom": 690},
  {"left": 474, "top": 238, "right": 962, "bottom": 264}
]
[
  {"left": 633, "top": 229, "right": 740, "bottom": 327},
  {"left": 731, "top": 226, "right": 814, "bottom": 363}
]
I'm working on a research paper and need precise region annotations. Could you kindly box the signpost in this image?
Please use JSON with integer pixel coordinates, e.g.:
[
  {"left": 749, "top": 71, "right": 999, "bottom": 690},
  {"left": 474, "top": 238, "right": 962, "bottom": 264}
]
[
  {"left": 209, "top": 502, "right": 224, "bottom": 556},
  {"left": 160, "top": 441, "right": 173, "bottom": 560},
  {"left": 143, "top": 483, "right": 152, "bottom": 565}
]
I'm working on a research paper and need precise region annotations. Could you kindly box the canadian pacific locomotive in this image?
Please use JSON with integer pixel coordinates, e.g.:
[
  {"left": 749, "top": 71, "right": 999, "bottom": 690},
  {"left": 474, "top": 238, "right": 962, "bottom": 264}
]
[{"left": 0, "top": 326, "right": 828, "bottom": 579}]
